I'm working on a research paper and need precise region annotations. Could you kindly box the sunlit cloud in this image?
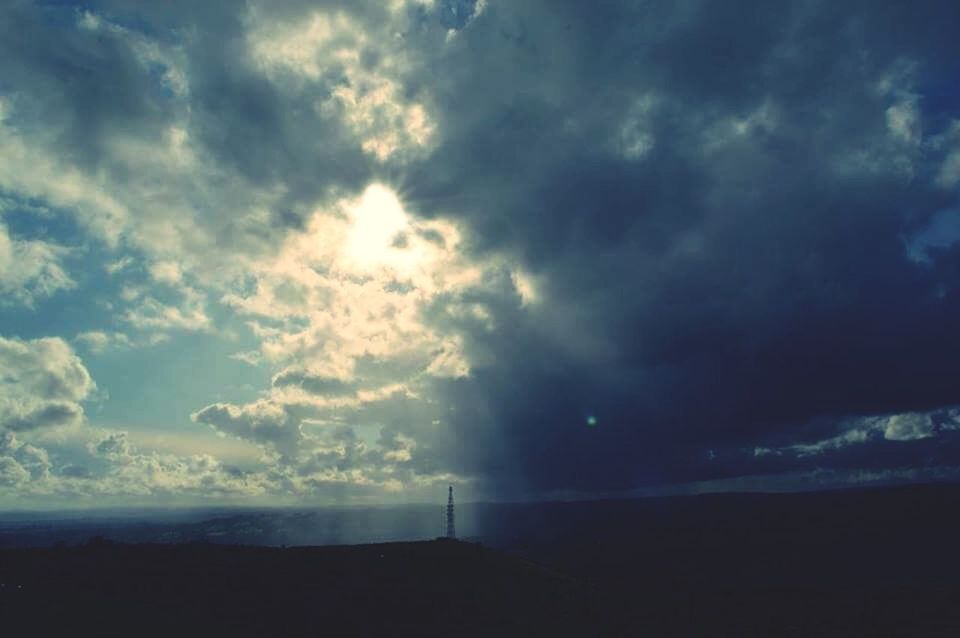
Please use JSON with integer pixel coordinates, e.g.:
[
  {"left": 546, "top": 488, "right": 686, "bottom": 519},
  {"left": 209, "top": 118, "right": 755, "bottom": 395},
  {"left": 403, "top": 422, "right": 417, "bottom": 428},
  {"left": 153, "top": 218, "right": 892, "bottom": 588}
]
[{"left": 202, "top": 181, "right": 526, "bottom": 489}]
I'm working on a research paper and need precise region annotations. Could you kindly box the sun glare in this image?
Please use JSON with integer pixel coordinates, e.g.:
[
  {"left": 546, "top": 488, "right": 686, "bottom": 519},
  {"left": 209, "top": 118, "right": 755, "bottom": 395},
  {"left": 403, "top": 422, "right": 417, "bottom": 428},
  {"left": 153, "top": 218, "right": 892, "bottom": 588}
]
[{"left": 343, "top": 183, "right": 410, "bottom": 269}]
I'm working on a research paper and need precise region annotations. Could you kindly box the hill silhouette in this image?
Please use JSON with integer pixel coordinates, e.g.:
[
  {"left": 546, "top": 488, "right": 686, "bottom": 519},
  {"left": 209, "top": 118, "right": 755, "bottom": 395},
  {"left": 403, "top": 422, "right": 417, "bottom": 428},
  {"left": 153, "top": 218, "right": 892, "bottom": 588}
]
[{"left": 2, "top": 483, "right": 960, "bottom": 636}]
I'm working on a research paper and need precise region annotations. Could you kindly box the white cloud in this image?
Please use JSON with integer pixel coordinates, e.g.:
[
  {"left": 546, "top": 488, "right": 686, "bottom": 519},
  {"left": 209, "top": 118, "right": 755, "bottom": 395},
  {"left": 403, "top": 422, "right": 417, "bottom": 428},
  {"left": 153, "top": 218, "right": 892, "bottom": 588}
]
[
  {"left": 75, "top": 330, "right": 134, "bottom": 353},
  {"left": 0, "top": 21, "right": 291, "bottom": 300},
  {"left": 755, "top": 409, "right": 957, "bottom": 458},
  {"left": 0, "top": 456, "right": 29, "bottom": 486},
  {"left": 789, "top": 427, "right": 872, "bottom": 457},
  {"left": 0, "top": 421, "right": 460, "bottom": 505},
  {"left": 229, "top": 350, "right": 263, "bottom": 366},
  {"left": 247, "top": 8, "right": 436, "bottom": 161},
  {"left": 0, "top": 106, "right": 128, "bottom": 246},
  {"left": 933, "top": 122, "right": 960, "bottom": 189},
  {"left": 618, "top": 95, "right": 658, "bottom": 160},
  {"left": 0, "top": 336, "right": 95, "bottom": 432},
  {"left": 886, "top": 98, "right": 921, "bottom": 144},
  {"left": 220, "top": 184, "right": 489, "bottom": 379},
  {"left": 192, "top": 181, "right": 531, "bottom": 493},
  {"left": 72, "top": 430, "right": 270, "bottom": 499},
  {"left": 882, "top": 413, "right": 936, "bottom": 441},
  {"left": 104, "top": 256, "right": 134, "bottom": 275},
  {"left": 123, "top": 287, "right": 212, "bottom": 333},
  {"left": 0, "top": 222, "right": 75, "bottom": 306},
  {"left": 148, "top": 260, "right": 183, "bottom": 285},
  {"left": 0, "top": 424, "right": 272, "bottom": 503},
  {"left": 192, "top": 400, "right": 301, "bottom": 458}
]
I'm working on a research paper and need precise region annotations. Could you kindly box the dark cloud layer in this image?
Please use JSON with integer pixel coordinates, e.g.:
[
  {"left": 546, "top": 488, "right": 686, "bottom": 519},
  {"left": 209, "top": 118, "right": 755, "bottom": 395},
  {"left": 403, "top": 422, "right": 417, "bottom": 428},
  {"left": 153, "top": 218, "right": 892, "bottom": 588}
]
[{"left": 397, "top": 0, "right": 960, "bottom": 493}]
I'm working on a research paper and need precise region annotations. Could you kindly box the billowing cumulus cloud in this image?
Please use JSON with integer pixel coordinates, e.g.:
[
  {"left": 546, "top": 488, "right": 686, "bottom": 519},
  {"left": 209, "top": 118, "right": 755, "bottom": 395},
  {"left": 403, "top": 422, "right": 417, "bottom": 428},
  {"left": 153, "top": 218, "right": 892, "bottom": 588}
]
[
  {"left": 0, "top": 426, "right": 274, "bottom": 506},
  {"left": 1, "top": 0, "right": 960, "bottom": 505},
  {"left": 0, "top": 336, "right": 95, "bottom": 432},
  {"left": 192, "top": 400, "right": 302, "bottom": 458}
]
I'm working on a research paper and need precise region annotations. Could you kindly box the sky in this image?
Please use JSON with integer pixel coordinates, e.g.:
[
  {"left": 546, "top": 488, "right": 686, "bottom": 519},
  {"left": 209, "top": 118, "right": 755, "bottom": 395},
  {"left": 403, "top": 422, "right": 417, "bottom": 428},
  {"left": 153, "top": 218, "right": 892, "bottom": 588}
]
[{"left": 2, "top": 0, "right": 960, "bottom": 509}]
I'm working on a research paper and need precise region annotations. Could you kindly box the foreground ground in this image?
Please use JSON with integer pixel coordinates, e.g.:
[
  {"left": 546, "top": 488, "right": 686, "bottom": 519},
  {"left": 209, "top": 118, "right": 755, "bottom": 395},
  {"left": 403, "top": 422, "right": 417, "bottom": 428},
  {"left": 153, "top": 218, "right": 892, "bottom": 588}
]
[
  {"left": 0, "top": 539, "right": 590, "bottom": 637},
  {"left": 2, "top": 483, "right": 960, "bottom": 636}
]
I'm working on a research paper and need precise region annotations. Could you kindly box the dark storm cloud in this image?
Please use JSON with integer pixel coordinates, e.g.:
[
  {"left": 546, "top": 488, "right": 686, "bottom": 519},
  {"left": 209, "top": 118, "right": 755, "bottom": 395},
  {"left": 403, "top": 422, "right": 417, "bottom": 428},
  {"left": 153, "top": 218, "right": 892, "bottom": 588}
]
[{"left": 391, "top": 0, "right": 960, "bottom": 493}]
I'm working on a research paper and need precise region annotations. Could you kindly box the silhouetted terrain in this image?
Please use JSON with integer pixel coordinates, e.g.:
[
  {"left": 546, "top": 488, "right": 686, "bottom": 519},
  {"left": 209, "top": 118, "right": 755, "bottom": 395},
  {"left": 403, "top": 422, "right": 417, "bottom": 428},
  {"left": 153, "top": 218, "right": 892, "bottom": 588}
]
[
  {"left": 3, "top": 483, "right": 960, "bottom": 635},
  {"left": 0, "top": 540, "right": 589, "bottom": 637}
]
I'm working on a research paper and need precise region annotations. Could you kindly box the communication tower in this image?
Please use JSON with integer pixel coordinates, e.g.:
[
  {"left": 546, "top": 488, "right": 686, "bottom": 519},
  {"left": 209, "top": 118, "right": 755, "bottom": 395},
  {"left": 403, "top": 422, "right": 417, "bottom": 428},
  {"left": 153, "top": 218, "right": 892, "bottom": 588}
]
[{"left": 446, "top": 485, "right": 456, "bottom": 539}]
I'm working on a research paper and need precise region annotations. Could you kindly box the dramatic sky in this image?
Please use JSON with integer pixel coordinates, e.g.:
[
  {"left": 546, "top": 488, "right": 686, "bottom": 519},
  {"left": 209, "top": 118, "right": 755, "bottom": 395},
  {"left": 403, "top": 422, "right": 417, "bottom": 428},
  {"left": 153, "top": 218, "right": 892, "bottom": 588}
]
[{"left": 3, "top": 0, "right": 960, "bottom": 508}]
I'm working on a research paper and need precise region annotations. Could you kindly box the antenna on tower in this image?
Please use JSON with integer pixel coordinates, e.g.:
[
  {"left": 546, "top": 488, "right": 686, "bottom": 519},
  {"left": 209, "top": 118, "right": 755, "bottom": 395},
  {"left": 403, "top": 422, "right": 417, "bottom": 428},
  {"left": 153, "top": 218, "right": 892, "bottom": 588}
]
[{"left": 446, "top": 485, "right": 456, "bottom": 539}]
